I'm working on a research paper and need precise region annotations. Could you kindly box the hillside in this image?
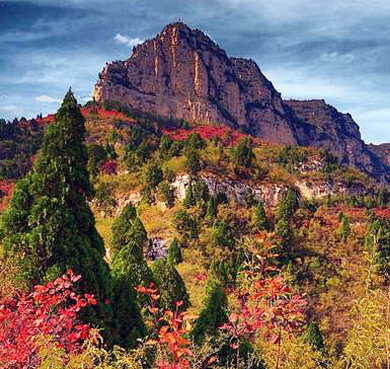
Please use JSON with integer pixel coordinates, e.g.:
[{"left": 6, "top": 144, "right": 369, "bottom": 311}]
[
  {"left": 93, "top": 22, "right": 390, "bottom": 184},
  {"left": 2, "top": 95, "right": 390, "bottom": 367}
]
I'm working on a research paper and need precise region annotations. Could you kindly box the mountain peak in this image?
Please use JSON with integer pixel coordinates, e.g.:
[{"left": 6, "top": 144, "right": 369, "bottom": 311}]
[{"left": 92, "top": 23, "right": 390, "bottom": 183}]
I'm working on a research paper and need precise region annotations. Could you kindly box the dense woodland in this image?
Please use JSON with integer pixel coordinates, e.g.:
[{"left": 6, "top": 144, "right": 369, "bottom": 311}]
[{"left": 1, "top": 92, "right": 390, "bottom": 368}]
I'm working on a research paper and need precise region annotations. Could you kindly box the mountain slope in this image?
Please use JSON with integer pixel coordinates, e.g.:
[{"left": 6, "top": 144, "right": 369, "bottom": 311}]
[{"left": 93, "top": 22, "right": 390, "bottom": 184}]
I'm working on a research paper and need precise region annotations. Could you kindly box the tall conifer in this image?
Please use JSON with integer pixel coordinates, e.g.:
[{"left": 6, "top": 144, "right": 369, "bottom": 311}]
[{"left": 0, "top": 90, "right": 114, "bottom": 338}]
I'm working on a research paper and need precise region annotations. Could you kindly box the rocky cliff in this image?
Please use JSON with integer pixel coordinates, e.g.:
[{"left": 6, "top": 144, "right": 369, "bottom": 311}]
[{"left": 93, "top": 22, "right": 390, "bottom": 184}]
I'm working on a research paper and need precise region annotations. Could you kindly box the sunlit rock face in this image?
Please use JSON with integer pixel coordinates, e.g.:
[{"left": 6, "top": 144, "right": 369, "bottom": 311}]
[{"left": 94, "top": 22, "right": 390, "bottom": 184}]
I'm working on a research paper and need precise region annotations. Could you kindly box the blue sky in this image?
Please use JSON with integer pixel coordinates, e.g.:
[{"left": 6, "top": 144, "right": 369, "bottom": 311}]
[{"left": 1, "top": 0, "right": 389, "bottom": 143}]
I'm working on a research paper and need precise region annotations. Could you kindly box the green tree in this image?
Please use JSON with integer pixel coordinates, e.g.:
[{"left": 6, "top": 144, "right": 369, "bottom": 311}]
[
  {"left": 183, "top": 182, "right": 195, "bottom": 208},
  {"left": 302, "top": 322, "right": 325, "bottom": 351},
  {"left": 87, "top": 142, "right": 107, "bottom": 176},
  {"left": 234, "top": 137, "right": 254, "bottom": 167},
  {"left": 255, "top": 201, "right": 269, "bottom": 231},
  {"left": 110, "top": 203, "right": 137, "bottom": 257},
  {"left": 186, "top": 132, "right": 205, "bottom": 150},
  {"left": 160, "top": 134, "right": 173, "bottom": 158},
  {"left": 192, "top": 277, "right": 228, "bottom": 344},
  {"left": 168, "top": 237, "right": 183, "bottom": 264},
  {"left": 338, "top": 214, "right": 350, "bottom": 241},
  {"left": 151, "top": 258, "right": 190, "bottom": 311},
  {"left": 0, "top": 90, "right": 114, "bottom": 341},
  {"left": 275, "top": 188, "right": 299, "bottom": 223},
  {"left": 213, "top": 220, "right": 235, "bottom": 250},
  {"left": 174, "top": 210, "right": 198, "bottom": 239},
  {"left": 145, "top": 162, "right": 163, "bottom": 188},
  {"left": 206, "top": 196, "right": 218, "bottom": 220},
  {"left": 365, "top": 217, "right": 390, "bottom": 278},
  {"left": 186, "top": 150, "right": 201, "bottom": 174},
  {"left": 158, "top": 181, "right": 175, "bottom": 207}
]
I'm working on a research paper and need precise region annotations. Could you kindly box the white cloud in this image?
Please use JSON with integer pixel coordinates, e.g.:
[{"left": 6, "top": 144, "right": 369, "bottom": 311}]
[
  {"left": 35, "top": 95, "right": 61, "bottom": 103},
  {"left": 114, "top": 33, "right": 143, "bottom": 47}
]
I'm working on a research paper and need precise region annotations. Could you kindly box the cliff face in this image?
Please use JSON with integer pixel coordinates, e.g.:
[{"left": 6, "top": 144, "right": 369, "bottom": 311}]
[
  {"left": 93, "top": 22, "right": 390, "bottom": 184},
  {"left": 93, "top": 22, "right": 298, "bottom": 144}
]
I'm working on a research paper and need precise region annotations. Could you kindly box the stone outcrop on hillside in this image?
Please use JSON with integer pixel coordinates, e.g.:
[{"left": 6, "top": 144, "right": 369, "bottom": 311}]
[
  {"left": 100, "top": 173, "right": 369, "bottom": 218},
  {"left": 93, "top": 22, "right": 390, "bottom": 184}
]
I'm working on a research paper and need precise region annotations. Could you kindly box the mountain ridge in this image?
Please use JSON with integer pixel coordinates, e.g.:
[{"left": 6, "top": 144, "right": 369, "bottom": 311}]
[{"left": 93, "top": 22, "right": 390, "bottom": 184}]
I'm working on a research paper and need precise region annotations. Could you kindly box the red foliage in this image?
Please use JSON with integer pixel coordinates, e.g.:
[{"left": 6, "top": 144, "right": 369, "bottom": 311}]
[
  {"left": 0, "top": 180, "right": 16, "bottom": 213},
  {"left": 162, "top": 125, "right": 251, "bottom": 146},
  {"left": 100, "top": 160, "right": 118, "bottom": 175},
  {"left": 219, "top": 274, "right": 307, "bottom": 355},
  {"left": 0, "top": 269, "right": 96, "bottom": 368},
  {"left": 135, "top": 283, "right": 200, "bottom": 369}
]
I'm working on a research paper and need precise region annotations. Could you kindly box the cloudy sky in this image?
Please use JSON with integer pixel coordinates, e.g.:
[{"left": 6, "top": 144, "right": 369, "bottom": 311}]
[{"left": 1, "top": 0, "right": 389, "bottom": 143}]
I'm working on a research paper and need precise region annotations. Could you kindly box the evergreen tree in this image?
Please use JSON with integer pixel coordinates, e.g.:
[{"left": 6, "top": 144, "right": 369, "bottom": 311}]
[
  {"left": 145, "top": 162, "right": 163, "bottom": 188},
  {"left": 158, "top": 181, "right": 175, "bottom": 207},
  {"left": 186, "top": 150, "right": 201, "bottom": 174},
  {"left": 151, "top": 258, "right": 190, "bottom": 311},
  {"left": 213, "top": 220, "right": 235, "bottom": 250},
  {"left": 183, "top": 182, "right": 195, "bottom": 208},
  {"left": 193, "top": 179, "right": 210, "bottom": 202},
  {"left": 255, "top": 201, "right": 269, "bottom": 231},
  {"left": 87, "top": 142, "right": 107, "bottom": 176},
  {"left": 275, "top": 188, "right": 299, "bottom": 223},
  {"left": 111, "top": 211, "right": 154, "bottom": 295},
  {"left": 168, "top": 237, "right": 183, "bottom": 264},
  {"left": 302, "top": 322, "right": 325, "bottom": 351},
  {"left": 160, "top": 134, "right": 172, "bottom": 158},
  {"left": 338, "top": 214, "right": 350, "bottom": 241},
  {"left": 192, "top": 277, "right": 228, "bottom": 344},
  {"left": 365, "top": 217, "right": 390, "bottom": 278},
  {"left": 0, "top": 90, "right": 114, "bottom": 340},
  {"left": 234, "top": 137, "right": 254, "bottom": 167},
  {"left": 186, "top": 132, "right": 205, "bottom": 150},
  {"left": 206, "top": 196, "right": 218, "bottom": 220},
  {"left": 110, "top": 203, "right": 137, "bottom": 257}
]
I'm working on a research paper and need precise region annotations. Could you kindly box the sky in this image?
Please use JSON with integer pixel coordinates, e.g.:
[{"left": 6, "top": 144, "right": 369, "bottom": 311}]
[{"left": 0, "top": 0, "right": 389, "bottom": 143}]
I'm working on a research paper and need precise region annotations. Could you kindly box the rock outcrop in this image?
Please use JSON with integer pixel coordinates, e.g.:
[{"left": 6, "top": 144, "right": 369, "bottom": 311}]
[
  {"left": 106, "top": 173, "right": 369, "bottom": 217},
  {"left": 93, "top": 22, "right": 390, "bottom": 184}
]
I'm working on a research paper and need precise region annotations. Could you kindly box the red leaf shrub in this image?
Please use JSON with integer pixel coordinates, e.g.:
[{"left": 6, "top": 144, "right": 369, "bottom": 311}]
[
  {"left": 135, "top": 283, "right": 199, "bottom": 369},
  {"left": 0, "top": 269, "right": 96, "bottom": 368}
]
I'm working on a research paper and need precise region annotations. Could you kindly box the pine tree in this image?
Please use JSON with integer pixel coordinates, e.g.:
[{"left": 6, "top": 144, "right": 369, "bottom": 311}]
[
  {"left": 234, "top": 137, "right": 254, "bottom": 167},
  {"left": 151, "top": 258, "right": 190, "bottom": 311},
  {"left": 168, "top": 237, "right": 183, "bottom": 264},
  {"left": 186, "top": 150, "right": 201, "bottom": 174},
  {"left": 145, "top": 162, "right": 163, "bottom": 188},
  {"left": 206, "top": 196, "right": 218, "bottom": 220},
  {"left": 110, "top": 203, "right": 137, "bottom": 257},
  {"left": 275, "top": 188, "right": 299, "bottom": 223},
  {"left": 0, "top": 90, "right": 114, "bottom": 340},
  {"left": 192, "top": 277, "right": 228, "bottom": 345},
  {"left": 183, "top": 182, "right": 195, "bottom": 208},
  {"left": 160, "top": 134, "right": 172, "bottom": 158},
  {"left": 111, "top": 212, "right": 155, "bottom": 302},
  {"left": 255, "top": 201, "right": 269, "bottom": 231},
  {"left": 338, "top": 214, "right": 350, "bottom": 241}
]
